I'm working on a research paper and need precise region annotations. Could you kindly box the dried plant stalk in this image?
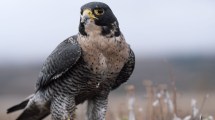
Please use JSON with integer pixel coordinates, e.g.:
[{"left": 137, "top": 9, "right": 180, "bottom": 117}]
[
  {"left": 163, "top": 59, "right": 178, "bottom": 116},
  {"left": 126, "top": 85, "right": 136, "bottom": 120},
  {"left": 143, "top": 80, "right": 154, "bottom": 120},
  {"left": 198, "top": 94, "right": 209, "bottom": 117}
]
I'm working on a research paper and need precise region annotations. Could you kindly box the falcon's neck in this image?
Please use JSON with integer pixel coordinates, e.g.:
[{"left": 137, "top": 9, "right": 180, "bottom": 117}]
[
  {"left": 79, "top": 21, "right": 121, "bottom": 37},
  {"left": 77, "top": 33, "right": 130, "bottom": 74}
]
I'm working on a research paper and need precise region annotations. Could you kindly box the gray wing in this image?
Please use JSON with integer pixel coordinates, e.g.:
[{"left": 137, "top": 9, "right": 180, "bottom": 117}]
[
  {"left": 36, "top": 35, "right": 81, "bottom": 90},
  {"left": 111, "top": 48, "right": 135, "bottom": 90}
]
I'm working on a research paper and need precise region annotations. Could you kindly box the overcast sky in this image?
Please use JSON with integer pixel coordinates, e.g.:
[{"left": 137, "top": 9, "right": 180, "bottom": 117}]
[{"left": 0, "top": 0, "right": 215, "bottom": 63}]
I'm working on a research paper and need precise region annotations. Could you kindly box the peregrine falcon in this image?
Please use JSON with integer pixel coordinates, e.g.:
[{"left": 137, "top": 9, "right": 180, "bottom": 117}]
[{"left": 7, "top": 2, "right": 135, "bottom": 120}]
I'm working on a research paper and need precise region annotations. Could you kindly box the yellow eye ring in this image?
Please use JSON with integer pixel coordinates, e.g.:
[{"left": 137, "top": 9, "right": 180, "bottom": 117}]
[{"left": 94, "top": 8, "right": 104, "bottom": 15}]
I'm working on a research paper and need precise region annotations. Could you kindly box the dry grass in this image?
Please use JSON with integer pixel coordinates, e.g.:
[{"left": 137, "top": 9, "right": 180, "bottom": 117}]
[
  {"left": 1, "top": 60, "right": 214, "bottom": 120},
  {"left": 1, "top": 89, "right": 215, "bottom": 120}
]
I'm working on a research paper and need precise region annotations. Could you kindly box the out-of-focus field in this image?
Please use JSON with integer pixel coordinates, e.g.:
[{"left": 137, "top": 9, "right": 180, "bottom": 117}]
[
  {"left": 1, "top": 92, "right": 214, "bottom": 120},
  {"left": 1, "top": 57, "right": 215, "bottom": 119}
]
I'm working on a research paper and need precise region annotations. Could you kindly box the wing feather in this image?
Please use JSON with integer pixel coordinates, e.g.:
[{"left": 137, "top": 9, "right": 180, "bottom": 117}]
[
  {"left": 111, "top": 49, "right": 135, "bottom": 90},
  {"left": 36, "top": 35, "right": 81, "bottom": 90}
]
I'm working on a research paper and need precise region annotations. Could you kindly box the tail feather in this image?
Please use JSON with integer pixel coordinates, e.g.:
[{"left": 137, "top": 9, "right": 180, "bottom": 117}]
[
  {"left": 16, "top": 105, "right": 50, "bottom": 120},
  {"left": 7, "top": 94, "right": 50, "bottom": 120},
  {"left": 7, "top": 94, "right": 34, "bottom": 113},
  {"left": 7, "top": 99, "right": 29, "bottom": 113}
]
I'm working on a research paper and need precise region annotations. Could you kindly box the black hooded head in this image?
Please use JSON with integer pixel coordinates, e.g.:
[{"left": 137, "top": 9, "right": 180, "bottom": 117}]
[{"left": 79, "top": 2, "right": 120, "bottom": 37}]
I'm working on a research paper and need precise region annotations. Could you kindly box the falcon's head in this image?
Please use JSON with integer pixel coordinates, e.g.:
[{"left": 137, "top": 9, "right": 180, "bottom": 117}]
[{"left": 79, "top": 2, "right": 120, "bottom": 37}]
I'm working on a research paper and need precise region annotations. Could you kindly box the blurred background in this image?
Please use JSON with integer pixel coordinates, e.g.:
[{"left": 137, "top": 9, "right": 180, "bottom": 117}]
[{"left": 0, "top": 0, "right": 215, "bottom": 119}]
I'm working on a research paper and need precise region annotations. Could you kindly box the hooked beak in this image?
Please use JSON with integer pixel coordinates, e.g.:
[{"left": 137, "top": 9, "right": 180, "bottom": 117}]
[{"left": 81, "top": 9, "right": 98, "bottom": 23}]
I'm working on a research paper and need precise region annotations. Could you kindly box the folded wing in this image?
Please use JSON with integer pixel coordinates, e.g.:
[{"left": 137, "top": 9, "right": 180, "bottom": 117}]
[{"left": 36, "top": 35, "right": 81, "bottom": 90}]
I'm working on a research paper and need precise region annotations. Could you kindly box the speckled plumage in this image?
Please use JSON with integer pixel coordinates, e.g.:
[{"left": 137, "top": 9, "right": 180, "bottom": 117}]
[{"left": 7, "top": 2, "right": 135, "bottom": 120}]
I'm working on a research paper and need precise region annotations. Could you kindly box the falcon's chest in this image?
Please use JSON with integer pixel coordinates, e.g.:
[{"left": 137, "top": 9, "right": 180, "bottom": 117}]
[{"left": 77, "top": 34, "right": 130, "bottom": 75}]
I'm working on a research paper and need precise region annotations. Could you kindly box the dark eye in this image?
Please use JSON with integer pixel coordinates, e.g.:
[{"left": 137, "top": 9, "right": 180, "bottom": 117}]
[{"left": 94, "top": 8, "right": 104, "bottom": 15}]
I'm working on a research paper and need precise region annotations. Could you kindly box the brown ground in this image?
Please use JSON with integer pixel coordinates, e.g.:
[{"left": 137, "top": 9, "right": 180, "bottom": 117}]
[{"left": 1, "top": 92, "right": 214, "bottom": 120}]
